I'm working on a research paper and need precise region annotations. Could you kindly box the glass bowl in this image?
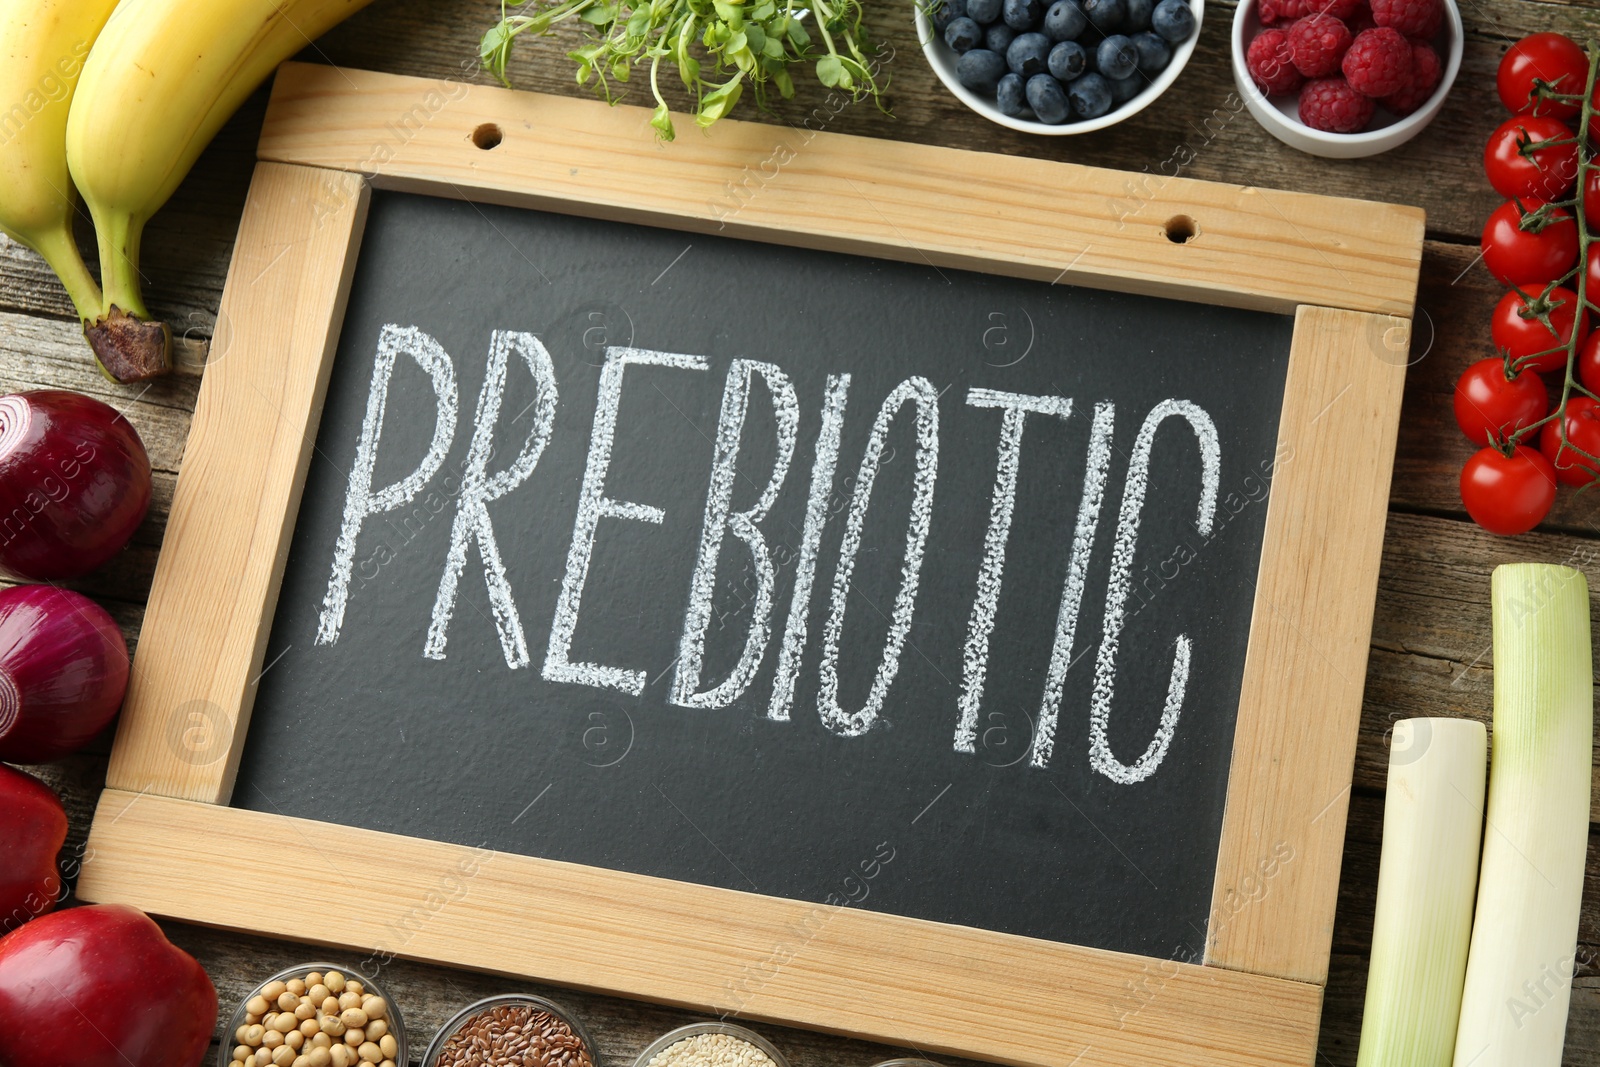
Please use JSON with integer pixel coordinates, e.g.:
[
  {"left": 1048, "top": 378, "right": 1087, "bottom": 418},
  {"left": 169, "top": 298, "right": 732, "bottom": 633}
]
[
  {"left": 632, "top": 1023, "right": 792, "bottom": 1067},
  {"left": 218, "top": 962, "right": 406, "bottom": 1067},
  {"left": 422, "top": 993, "right": 598, "bottom": 1067}
]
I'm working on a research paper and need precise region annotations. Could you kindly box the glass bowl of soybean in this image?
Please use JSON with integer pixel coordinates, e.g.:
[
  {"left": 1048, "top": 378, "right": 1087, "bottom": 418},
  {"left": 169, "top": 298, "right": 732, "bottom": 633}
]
[
  {"left": 220, "top": 962, "right": 406, "bottom": 1067},
  {"left": 424, "top": 993, "right": 599, "bottom": 1067},
  {"left": 633, "top": 1022, "right": 792, "bottom": 1067}
]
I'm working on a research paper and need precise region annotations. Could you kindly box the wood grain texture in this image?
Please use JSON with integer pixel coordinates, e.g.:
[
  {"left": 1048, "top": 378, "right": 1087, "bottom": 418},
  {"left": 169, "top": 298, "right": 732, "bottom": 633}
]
[
  {"left": 102, "top": 163, "right": 369, "bottom": 805},
  {"left": 257, "top": 63, "right": 1423, "bottom": 319},
  {"left": 6, "top": 0, "right": 1594, "bottom": 1058},
  {"left": 80, "top": 789, "right": 1325, "bottom": 1067},
  {"left": 1206, "top": 307, "right": 1408, "bottom": 984}
]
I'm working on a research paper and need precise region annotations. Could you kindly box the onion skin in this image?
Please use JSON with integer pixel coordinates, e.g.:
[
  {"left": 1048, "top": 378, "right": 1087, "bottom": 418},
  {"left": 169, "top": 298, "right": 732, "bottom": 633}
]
[
  {"left": 0, "top": 585, "right": 129, "bottom": 763},
  {"left": 0, "top": 765, "right": 66, "bottom": 934},
  {"left": 0, "top": 389, "right": 151, "bottom": 581}
]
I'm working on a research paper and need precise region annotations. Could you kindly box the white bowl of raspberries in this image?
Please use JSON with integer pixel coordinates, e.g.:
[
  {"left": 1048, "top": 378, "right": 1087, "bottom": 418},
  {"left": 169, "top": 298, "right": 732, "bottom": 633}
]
[{"left": 1231, "top": 0, "right": 1461, "bottom": 156}]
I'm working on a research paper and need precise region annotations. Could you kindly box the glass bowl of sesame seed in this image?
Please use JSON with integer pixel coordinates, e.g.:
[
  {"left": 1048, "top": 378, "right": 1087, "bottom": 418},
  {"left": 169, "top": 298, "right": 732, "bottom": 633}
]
[
  {"left": 219, "top": 962, "right": 406, "bottom": 1067},
  {"left": 424, "top": 994, "right": 599, "bottom": 1067},
  {"left": 632, "top": 1023, "right": 791, "bottom": 1067}
]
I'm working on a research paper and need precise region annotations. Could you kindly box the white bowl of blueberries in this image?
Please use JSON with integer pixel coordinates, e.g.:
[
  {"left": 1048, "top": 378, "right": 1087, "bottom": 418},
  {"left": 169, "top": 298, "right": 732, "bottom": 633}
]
[{"left": 916, "top": 0, "right": 1202, "bottom": 132}]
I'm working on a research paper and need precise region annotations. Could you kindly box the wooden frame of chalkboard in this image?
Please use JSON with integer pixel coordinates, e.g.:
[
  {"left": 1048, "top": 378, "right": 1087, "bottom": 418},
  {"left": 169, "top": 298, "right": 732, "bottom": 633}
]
[{"left": 79, "top": 62, "right": 1423, "bottom": 1067}]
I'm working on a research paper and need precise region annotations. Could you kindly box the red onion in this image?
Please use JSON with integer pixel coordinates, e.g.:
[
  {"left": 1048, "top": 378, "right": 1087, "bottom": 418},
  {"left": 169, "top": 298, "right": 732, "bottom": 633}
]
[
  {"left": 0, "top": 390, "right": 151, "bottom": 581},
  {"left": 0, "top": 585, "right": 129, "bottom": 763}
]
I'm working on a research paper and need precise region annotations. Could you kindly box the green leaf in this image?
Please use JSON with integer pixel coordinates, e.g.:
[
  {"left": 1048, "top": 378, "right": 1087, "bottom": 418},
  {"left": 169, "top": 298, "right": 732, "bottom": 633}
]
[
  {"left": 697, "top": 77, "right": 744, "bottom": 125},
  {"left": 785, "top": 18, "right": 810, "bottom": 48},
  {"left": 580, "top": 3, "right": 620, "bottom": 24},
  {"left": 762, "top": 32, "right": 786, "bottom": 58},
  {"left": 744, "top": 22, "right": 765, "bottom": 51},
  {"left": 651, "top": 101, "right": 678, "bottom": 139},
  {"left": 677, "top": 52, "right": 702, "bottom": 88},
  {"left": 814, "top": 53, "right": 844, "bottom": 87},
  {"left": 713, "top": 1, "right": 745, "bottom": 23},
  {"left": 612, "top": 55, "right": 632, "bottom": 80},
  {"left": 772, "top": 64, "right": 795, "bottom": 97}
]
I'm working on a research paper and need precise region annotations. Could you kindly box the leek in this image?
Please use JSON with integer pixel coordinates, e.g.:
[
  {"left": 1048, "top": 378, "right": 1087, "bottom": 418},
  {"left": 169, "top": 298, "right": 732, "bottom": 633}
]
[
  {"left": 1453, "top": 563, "right": 1593, "bottom": 1067},
  {"left": 1356, "top": 717, "right": 1487, "bottom": 1067}
]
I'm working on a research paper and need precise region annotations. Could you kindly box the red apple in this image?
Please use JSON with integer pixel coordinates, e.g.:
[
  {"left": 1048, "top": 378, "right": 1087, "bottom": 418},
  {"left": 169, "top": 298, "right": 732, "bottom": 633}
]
[
  {"left": 0, "top": 764, "right": 65, "bottom": 933},
  {"left": 0, "top": 904, "right": 217, "bottom": 1067}
]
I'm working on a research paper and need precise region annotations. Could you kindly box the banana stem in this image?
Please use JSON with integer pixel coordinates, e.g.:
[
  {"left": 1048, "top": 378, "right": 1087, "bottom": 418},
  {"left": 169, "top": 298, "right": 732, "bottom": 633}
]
[
  {"left": 94, "top": 208, "right": 151, "bottom": 321},
  {"left": 83, "top": 207, "right": 170, "bottom": 383},
  {"left": 3, "top": 220, "right": 102, "bottom": 326},
  {"left": 33, "top": 226, "right": 101, "bottom": 326}
]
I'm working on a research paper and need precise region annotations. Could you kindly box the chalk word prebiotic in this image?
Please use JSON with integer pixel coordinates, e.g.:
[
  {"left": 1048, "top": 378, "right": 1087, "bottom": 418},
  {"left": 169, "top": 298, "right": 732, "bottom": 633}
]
[{"left": 315, "top": 327, "right": 1222, "bottom": 784}]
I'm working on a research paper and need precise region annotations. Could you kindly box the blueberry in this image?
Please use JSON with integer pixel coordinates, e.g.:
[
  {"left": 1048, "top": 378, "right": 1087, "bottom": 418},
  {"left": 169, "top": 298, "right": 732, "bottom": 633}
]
[
  {"left": 945, "top": 17, "right": 984, "bottom": 52},
  {"left": 1108, "top": 72, "right": 1143, "bottom": 103},
  {"left": 955, "top": 47, "right": 1008, "bottom": 91},
  {"left": 1042, "top": 0, "right": 1088, "bottom": 39},
  {"left": 1095, "top": 34, "right": 1137, "bottom": 79},
  {"left": 1025, "top": 73, "right": 1071, "bottom": 123},
  {"left": 1007, "top": 32, "right": 1053, "bottom": 76},
  {"left": 985, "top": 22, "right": 1017, "bottom": 53},
  {"left": 1002, "top": 0, "right": 1045, "bottom": 29},
  {"left": 1082, "top": 0, "right": 1124, "bottom": 33},
  {"left": 1068, "top": 71, "right": 1112, "bottom": 117},
  {"left": 965, "top": 0, "right": 1002, "bottom": 24},
  {"left": 1150, "top": 0, "right": 1194, "bottom": 42},
  {"left": 1123, "top": 0, "right": 1153, "bottom": 29},
  {"left": 931, "top": 0, "right": 967, "bottom": 33},
  {"left": 996, "top": 72, "right": 1031, "bottom": 116},
  {"left": 1047, "top": 40, "right": 1087, "bottom": 80},
  {"left": 1129, "top": 30, "right": 1170, "bottom": 72}
]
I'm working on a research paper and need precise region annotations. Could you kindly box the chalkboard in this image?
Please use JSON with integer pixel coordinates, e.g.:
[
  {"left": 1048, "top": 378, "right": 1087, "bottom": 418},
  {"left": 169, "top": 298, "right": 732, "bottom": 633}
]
[{"left": 233, "top": 188, "right": 1293, "bottom": 960}]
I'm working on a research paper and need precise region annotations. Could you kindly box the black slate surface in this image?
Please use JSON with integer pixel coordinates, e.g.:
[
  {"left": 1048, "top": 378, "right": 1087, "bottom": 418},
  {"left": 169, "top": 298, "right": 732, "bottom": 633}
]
[{"left": 236, "top": 189, "right": 1295, "bottom": 961}]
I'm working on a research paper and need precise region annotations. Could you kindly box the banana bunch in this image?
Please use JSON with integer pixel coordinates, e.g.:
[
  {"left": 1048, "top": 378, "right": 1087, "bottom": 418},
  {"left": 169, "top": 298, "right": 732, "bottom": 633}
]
[
  {"left": 0, "top": 0, "right": 374, "bottom": 383},
  {"left": 0, "top": 0, "right": 120, "bottom": 342}
]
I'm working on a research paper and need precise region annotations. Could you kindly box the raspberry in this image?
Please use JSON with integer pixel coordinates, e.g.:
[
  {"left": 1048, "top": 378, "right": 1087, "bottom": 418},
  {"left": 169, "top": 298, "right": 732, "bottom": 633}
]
[
  {"left": 1258, "top": 0, "right": 1285, "bottom": 25},
  {"left": 1309, "top": 0, "right": 1364, "bottom": 19},
  {"left": 1299, "top": 75, "right": 1376, "bottom": 131},
  {"left": 1288, "top": 14, "right": 1353, "bottom": 77},
  {"left": 1370, "top": 0, "right": 1440, "bottom": 38},
  {"left": 1342, "top": 26, "right": 1411, "bottom": 95},
  {"left": 1379, "top": 39, "right": 1441, "bottom": 115},
  {"left": 1248, "top": 29, "right": 1305, "bottom": 94}
]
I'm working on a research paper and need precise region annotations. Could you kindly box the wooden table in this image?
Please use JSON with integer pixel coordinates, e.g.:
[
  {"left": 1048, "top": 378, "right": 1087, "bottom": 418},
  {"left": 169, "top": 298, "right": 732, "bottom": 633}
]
[{"left": 3, "top": 0, "right": 1598, "bottom": 1062}]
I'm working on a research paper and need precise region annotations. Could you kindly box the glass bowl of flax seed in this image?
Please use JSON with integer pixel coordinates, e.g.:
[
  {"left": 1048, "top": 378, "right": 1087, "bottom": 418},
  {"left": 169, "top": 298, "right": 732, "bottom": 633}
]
[{"left": 425, "top": 995, "right": 598, "bottom": 1067}]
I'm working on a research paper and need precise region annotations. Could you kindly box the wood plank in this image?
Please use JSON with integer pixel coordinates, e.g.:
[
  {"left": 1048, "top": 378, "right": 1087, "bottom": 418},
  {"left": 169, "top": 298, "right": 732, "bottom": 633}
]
[
  {"left": 80, "top": 789, "right": 1326, "bottom": 1067},
  {"left": 258, "top": 63, "right": 1424, "bottom": 318},
  {"left": 1206, "top": 307, "right": 1406, "bottom": 984},
  {"left": 102, "top": 164, "right": 369, "bottom": 805},
  {"left": 1355, "top": 512, "right": 1600, "bottom": 820}
]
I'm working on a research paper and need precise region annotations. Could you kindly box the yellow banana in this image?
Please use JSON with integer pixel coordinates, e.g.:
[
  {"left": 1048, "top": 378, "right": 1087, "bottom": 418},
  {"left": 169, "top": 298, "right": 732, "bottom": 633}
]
[
  {"left": 66, "top": 0, "right": 374, "bottom": 382},
  {"left": 0, "top": 0, "right": 121, "bottom": 364}
]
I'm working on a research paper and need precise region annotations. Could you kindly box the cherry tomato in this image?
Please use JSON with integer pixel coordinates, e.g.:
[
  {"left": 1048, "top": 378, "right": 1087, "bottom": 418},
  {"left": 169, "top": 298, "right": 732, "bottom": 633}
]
[
  {"left": 1540, "top": 396, "right": 1600, "bottom": 486},
  {"left": 1588, "top": 243, "right": 1600, "bottom": 303},
  {"left": 1586, "top": 168, "right": 1600, "bottom": 232},
  {"left": 1497, "top": 32, "right": 1589, "bottom": 119},
  {"left": 1484, "top": 114, "right": 1580, "bottom": 201},
  {"left": 1453, "top": 357, "right": 1549, "bottom": 445},
  {"left": 1480, "top": 199, "right": 1578, "bottom": 286},
  {"left": 1460, "top": 445, "right": 1557, "bottom": 535},
  {"left": 1492, "top": 285, "right": 1590, "bottom": 373},
  {"left": 1577, "top": 330, "right": 1600, "bottom": 395}
]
